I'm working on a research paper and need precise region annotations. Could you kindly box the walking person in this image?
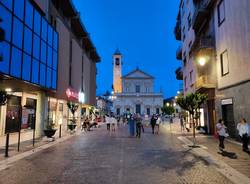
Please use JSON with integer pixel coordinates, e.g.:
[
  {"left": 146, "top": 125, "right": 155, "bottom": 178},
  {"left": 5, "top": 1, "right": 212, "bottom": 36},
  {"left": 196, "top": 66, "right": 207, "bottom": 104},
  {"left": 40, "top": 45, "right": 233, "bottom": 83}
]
[
  {"left": 216, "top": 119, "right": 227, "bottom": 152},
  {"left": 105, "top": 114, "right": 111, "bottom": 131},
  {"left": 237, "top": 118, "right": 249, "bottom": 153},
  {"left": 135, "top": 114, "right": 142, "bottom": 138},
  {"left": 150, "top": 114, "right": 157, "bottom": 134},
  {"left": 180, "top": 117, "right": 185, "bottom": 132},
  {"left": 155, "top": 115, "right": 161, "bottom": 134},
  {"left": 111, "top": 116, "right": 117, "bottom": 132},
  {"left": 127, "top": 113, "right": 135, "bottom": 137}
]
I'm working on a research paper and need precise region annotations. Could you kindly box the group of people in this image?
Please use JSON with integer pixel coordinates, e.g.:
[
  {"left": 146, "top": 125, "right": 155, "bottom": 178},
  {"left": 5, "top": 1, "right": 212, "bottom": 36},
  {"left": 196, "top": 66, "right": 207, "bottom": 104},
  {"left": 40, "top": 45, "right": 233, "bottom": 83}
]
[
  {"left": 81, "top": 115, "right": 98, "bottom": 132},
  {"left": 105, "top": 115, "right": 118, "bottom": 132},
  {"left": 216, "top": 118, "right": 250, "bottom": 153},
  {"left": 126, "top": 113, "right": 162, "bottom": 138}
]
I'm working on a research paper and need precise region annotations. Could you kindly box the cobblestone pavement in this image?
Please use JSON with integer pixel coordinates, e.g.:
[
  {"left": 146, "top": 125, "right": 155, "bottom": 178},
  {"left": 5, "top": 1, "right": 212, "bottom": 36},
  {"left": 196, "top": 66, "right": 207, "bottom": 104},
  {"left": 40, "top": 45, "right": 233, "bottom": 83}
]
[
  {"left": 164, "top": 119, "right": 250, "bottom": 179},
  {"left": 0, "top": 124, "right": 233, "bottom": 184}
]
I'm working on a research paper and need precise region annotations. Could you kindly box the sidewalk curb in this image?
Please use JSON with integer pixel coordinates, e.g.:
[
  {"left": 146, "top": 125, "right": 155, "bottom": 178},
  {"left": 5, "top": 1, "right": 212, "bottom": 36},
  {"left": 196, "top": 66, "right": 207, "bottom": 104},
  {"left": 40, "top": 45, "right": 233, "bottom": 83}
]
[
  {"left": 177, "top": 136, "right": 250, "bottom": 184},
  {"left": 0, "top": 131, "right": 81, "bottom": 172}
]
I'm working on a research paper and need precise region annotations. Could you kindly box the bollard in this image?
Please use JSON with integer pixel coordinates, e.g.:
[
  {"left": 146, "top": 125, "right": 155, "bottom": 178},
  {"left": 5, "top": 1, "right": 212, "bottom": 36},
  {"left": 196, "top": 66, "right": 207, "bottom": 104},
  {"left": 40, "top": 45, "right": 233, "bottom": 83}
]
[{"left": 5, "top": 133, "right": 9, "bottom": 157}]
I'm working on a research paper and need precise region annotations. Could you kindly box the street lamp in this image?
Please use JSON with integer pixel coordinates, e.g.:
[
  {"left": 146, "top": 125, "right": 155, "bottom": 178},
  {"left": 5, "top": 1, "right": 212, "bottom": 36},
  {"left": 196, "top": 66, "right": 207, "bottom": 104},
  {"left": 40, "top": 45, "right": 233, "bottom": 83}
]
[{"left": 198, "top": 57, "right": 206, "bottom": 66}]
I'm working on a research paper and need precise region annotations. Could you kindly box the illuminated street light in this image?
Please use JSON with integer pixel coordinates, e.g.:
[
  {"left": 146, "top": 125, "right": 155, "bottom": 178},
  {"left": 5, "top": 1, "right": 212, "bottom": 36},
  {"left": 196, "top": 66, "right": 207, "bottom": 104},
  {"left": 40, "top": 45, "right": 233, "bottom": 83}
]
[
  {"left": 166, "top": 102, "right": 170, "bottom": 107},
  {"left": 5, "top": 88, "right": 12, "bottom": 92},
  {"left": 198, "top": 57, "right": 206, "bottom": 66}
]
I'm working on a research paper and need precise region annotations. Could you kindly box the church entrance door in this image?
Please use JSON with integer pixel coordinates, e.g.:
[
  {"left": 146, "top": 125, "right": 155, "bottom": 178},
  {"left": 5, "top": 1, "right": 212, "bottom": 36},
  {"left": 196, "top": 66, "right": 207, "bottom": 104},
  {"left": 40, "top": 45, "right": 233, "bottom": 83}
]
[{"left": 136, "top": 104, "right": 141, "bottom": 114}]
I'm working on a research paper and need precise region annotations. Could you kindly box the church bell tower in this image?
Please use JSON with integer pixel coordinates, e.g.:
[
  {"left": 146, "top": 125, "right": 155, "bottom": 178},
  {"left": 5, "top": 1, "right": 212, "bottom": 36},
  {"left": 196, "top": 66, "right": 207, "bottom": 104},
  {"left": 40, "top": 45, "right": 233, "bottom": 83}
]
[{"left": 113, "top": 48, "right": 122, "bottom": 93}]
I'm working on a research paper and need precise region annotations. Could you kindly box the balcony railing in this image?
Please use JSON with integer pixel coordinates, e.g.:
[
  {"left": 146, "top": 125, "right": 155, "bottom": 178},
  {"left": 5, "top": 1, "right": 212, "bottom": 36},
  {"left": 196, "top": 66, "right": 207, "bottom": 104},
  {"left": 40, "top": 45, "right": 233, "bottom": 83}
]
[
  {"left": 190, "top": 36, "right": 215, "bottom": 54},
  {"left": 174, "top": 20, "right": 181, "bottom": 41},
  {"left": 194, "top": 75, "right": 216, "bottom": 90},
  {"left": 192, "top": 0, "right": 215, "bottom": 32},
  {"left": 176, "top": 45, "right": 182, "bottom": 60}
]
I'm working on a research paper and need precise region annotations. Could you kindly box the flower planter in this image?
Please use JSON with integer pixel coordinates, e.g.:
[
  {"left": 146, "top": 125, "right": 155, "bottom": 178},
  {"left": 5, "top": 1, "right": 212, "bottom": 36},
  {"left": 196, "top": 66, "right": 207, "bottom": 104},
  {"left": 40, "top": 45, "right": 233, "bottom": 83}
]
[{"left": 44, "top": 129, "right": 57, "bottom": 138}]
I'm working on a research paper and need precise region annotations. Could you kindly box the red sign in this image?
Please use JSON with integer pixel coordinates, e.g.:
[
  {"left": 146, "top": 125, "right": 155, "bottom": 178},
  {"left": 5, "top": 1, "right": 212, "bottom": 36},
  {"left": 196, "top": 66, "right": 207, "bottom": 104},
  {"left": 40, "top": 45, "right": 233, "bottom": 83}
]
[{"left": 66, "top": 88, "right": 78, "bottom": 100}]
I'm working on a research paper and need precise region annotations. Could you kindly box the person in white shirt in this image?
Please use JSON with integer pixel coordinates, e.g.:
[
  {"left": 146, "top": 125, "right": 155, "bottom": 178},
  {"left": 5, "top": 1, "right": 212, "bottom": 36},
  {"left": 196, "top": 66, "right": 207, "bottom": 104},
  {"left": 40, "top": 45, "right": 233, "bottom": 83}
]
[
  {"left": 237, "top": 118, "right": 249, "bottom": 152},
  {"left": 155, "top": 116, "right": 161, "bottom": 134},
  {"left": 111, "top": 116, "right": 117, "bottom": 132},
  {"left": 216, "top": 119, "right": 227, "bottom": 152},
  {"left": 105, "top": 115, "right": 111, "bottom": 131}
]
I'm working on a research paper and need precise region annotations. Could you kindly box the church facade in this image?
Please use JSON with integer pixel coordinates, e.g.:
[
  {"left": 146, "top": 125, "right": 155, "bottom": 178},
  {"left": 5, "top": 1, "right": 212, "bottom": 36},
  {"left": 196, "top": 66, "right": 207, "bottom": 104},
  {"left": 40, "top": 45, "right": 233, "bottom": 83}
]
[{"left": 112, "top": 50, "right": 163, "bottom": 116}]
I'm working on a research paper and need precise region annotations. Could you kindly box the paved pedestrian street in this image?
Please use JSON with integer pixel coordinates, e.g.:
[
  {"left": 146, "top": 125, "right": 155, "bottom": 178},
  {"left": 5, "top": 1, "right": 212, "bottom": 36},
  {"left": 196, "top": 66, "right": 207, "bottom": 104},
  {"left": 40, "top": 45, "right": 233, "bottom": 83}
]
[{"left": 0, "top": 125, "right": 233, "bottom": 184}]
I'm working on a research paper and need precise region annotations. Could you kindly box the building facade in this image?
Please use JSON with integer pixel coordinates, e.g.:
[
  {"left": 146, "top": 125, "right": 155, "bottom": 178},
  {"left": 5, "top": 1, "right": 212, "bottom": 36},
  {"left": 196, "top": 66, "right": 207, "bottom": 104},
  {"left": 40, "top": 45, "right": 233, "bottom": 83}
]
[
  {"left": 175, "top": 0, "right": 250, "bottom": 137},
  {"left": 112, "top": 51, "right": 163, "bottom": 116},
  {"left": 0, "top": 0, "right": 100, "bottom": 143}
]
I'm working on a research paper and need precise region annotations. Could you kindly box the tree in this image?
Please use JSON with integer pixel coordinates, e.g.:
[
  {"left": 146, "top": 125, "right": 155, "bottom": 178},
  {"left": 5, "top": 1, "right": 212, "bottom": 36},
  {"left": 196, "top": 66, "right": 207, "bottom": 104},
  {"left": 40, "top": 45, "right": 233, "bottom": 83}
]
[
  {"left": 176, "top": 92, "right": 207, "bottom": 146},
  {"left": 161, "top": 105, "right": 175, "bottom": 116}
]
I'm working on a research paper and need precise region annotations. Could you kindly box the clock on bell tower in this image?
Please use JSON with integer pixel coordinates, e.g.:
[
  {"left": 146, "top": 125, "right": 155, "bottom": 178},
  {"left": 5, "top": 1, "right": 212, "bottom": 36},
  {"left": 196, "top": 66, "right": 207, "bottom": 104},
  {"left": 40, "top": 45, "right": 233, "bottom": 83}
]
[{"left": 113, "top": 48, "right": 122, "bottom": 93}]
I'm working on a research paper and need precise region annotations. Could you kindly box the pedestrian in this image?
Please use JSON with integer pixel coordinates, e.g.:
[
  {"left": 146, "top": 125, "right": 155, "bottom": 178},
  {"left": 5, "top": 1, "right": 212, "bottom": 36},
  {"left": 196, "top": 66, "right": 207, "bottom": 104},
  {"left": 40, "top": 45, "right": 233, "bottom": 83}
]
[
  {"left": 155, "top": 115, "right": 161, "bottom": 134},
  {"left": 216, "top": 119, "right": 228, "bottom": 152},
  {"left": 150, "top": 114, "right": 157, "bottom": 134},
  {"left": 127, "top": 113, "right": 135, "bottom": 137},
  {"left": 237, "top": 118, "right": 249, "bottom": 153},
  {"left": 180, "top": 117, "right": 185, "bottom": 132},
  {"left": 111, "top": 116, "right": 117, "bottom": 132},
  {"left": 135, "top": 114, "right": 142, "bottom": 138},
  {"left": 105, "top": 114, "right": 110, "bottom": 131}
]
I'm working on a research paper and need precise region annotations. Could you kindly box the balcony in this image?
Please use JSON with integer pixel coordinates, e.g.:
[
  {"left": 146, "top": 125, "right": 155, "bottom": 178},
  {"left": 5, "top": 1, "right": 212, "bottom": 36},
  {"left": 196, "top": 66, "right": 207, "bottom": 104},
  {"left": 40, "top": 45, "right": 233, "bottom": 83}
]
[
  {"left": 190, "top": 36, "right": 215, "bottom": 55},
  {"left": 174, "top": 20, "right": 181, "bottom": 41},
  {"left": 192, "top": 0, "right": 215, "bottom": 32},
  {"left": 176, "top": 45, "right": 182, "bottom": 60},
  {"left": 194, "top": 75, "right": 216, "bottom": 90}
]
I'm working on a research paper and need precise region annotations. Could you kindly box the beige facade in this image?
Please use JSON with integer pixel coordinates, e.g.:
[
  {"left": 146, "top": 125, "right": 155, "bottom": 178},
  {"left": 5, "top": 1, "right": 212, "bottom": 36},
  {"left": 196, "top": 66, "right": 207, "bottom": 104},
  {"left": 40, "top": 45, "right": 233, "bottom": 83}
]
[
  {"left": 113, "top": 52, "right": 163, "bottom": 116},
  {"left": 175, "top": 0, "right": 250, "bottom": 137}
]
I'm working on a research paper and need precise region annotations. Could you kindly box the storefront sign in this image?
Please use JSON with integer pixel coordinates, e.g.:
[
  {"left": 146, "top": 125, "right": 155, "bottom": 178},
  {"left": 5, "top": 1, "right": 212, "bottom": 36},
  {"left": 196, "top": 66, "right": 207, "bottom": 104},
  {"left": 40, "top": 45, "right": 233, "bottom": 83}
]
[
  {"left": 221, "top": 98, "right": 233, "bottom": 105},
  {"left": 66, "top": 88, "right": 78, "bottom": 100}
]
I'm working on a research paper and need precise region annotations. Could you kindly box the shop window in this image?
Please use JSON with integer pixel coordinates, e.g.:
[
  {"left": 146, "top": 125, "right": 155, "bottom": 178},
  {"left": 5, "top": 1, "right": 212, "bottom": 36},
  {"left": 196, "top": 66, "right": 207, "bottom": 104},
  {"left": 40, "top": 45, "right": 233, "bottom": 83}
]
[
  {"left": 14, "top": 0, "right": 24, "bottom": 20},
  {"left": 53, "top": 51, "right": 57, "bottom": 70},
  {"left": 41, "top": 18, "right": 47, "bottom": 42},
  {"left": 25, "top": 0, "right": 33, "bottom": 29},
  {"left": 1, "top": 0, "right": 13, "bottom": 11},
  {"left": 47, "top": 46, "right": 52, "bottom": 67},
  {"left": 22, "top": 98, "right": 37, "bottom": 129},
  {"left": 53, "top": 31, "right": 58, "bottom": 51},
  {"left": 12, "top": 17, "right": 23, "bottom": 49},
  {"left": 32, "top": 34, "right": 40, "bottom": 60},
  {"left": 0, "top": 41, "right": 10, "bottom": 74},
  {"left": 52, "top": 70, "right": 57, "bottom": 89},
  {"left": 47, "top": 25, "right": 53, "bottom": 46},
  {"left": 10, "top": 47, "right": 22, "bottom": 78},
  {"left": 0, "top": 4, "right": 12, "bottom": 42},
  {"left": 40, "top": 63, "right": 46, "bottom": 86},
  {"left": 23, "top": 27, "right": 32, "bottom": 54},
  {"left": 22, "top": 53, "right": 31, "bottom": 81},
  {"left": 41, "top": 41, "right": 47, "bottom": 64},
  {"left": 34, "top": 9, "right": 41, "bottom": 36},
  {"left": 46, "top": 67, "right": 52, "bottom": 88},
  {"left": 31, "top": 58, "right": 39, "bottom": 84}
]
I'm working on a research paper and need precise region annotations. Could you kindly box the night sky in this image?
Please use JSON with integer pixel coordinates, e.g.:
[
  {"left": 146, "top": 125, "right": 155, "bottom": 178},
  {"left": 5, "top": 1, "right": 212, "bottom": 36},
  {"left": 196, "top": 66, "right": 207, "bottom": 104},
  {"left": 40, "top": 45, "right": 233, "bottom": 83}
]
[{"left": 72, "top": 0, "right": 182, "bottom": 98}]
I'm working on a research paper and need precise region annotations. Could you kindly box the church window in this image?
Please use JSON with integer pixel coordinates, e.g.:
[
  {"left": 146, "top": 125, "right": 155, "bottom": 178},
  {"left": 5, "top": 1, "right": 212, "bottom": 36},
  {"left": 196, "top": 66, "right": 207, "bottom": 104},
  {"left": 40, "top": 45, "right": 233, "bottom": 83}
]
[
  {"left": 156, "top": 108, "right": 160, "bottom": 114},
  {"left": 147, "top": 108, "right": 150, "bottom": 115},
  {"left": 135, "top": 85, "right": 140, "bottom": 93},
  {"left": 116, "top": 108, "right": 120, "bottom": 115},
  {"left": 115, "top": 58, "right": 120, "bottom": 65}
]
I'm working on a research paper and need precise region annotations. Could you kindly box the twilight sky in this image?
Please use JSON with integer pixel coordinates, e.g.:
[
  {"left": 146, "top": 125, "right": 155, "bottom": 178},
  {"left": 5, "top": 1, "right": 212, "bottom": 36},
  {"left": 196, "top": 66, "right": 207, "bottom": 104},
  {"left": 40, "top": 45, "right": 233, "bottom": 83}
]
[{"left": 72, "top": 0, "right": 182, "bottom": 98}]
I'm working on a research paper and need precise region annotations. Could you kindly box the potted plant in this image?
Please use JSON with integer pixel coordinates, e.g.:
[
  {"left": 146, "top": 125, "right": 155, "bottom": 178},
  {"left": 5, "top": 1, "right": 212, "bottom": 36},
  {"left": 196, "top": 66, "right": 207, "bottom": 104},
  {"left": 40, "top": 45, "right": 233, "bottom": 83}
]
[
  {"left": 67, "top": 102, "right": 78, "bottom": 131},
  {"left": 44, "top": 118, "right": 57, "bottom": 138}
]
